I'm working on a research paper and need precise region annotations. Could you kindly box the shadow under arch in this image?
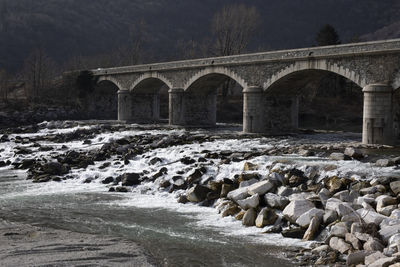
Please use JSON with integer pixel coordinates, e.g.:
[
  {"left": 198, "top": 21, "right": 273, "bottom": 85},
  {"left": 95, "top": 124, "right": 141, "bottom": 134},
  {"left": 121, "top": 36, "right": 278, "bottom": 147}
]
[
  {"left": 263, "top": 68, "right": 364, "bottom": 133},
  {"left": 183, "top": 71, "right": 245, "bottom": 126},
  {"left": 130, "top": 76, "right": 172, "bottom": 122},
  {"left": 84, "top": 79, "right": 119, "bottom": 120}
]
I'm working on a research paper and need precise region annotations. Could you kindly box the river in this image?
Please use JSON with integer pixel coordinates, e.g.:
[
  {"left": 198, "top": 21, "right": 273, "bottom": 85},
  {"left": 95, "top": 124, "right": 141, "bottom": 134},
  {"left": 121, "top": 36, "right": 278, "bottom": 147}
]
[{"left": 0, "top": 121, "right": 399, "bottom": 266}]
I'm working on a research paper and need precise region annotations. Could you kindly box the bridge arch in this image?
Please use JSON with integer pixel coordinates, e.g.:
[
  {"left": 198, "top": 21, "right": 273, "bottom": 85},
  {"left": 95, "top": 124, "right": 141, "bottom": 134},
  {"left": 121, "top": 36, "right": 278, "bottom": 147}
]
[
  {"left": 97, "top": 76, "right": 124, "bottom": 91},
  {"left": 264, "top": 60, "right": 366, "bottom": 92},
  {"left": 131, "top": 72, "right": 173, "bottom": 93},
  {"left": 184, "top": 67, "right": 248, "bottom": 92}
]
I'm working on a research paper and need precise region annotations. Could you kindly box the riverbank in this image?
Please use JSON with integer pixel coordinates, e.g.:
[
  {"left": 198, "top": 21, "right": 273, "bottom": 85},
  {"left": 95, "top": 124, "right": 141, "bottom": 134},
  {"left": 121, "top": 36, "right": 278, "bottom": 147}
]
[{"left": 0, "top": 220, "right": 156, "bottom": 266}]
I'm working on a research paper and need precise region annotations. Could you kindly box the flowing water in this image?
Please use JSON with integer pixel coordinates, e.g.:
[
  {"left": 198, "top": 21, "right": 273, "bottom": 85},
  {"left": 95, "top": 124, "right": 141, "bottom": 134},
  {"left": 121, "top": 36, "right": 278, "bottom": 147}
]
[{"left": 1, "top": 122, "right": 399, "bottom": 266}]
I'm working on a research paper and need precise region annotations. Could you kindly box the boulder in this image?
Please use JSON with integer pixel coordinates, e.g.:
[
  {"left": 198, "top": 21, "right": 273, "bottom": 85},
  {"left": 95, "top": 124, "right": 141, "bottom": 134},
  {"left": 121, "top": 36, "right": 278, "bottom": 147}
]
[
  {"left": 323, "top": 210, "right": 339, "bottom": 225},
  {"left": 329, "top": 237, "right": 352, "bottom": 254},
  {"left": 331, "top": 223, "right": 349, "bottom": 238},
  {"left": 227, "top": 187, "right": 249, "bottom": 202},
  {"left": 296, "top": 208, "right": 324, "bottom": 228},
  {"left": 364, "top": 238, "right": 385, "bottom": 252},
  {"left": 121, "top": 173, "right": 141, "bottom": 186},
  {"left": 390, "top": 181, "right": 400, "bottom": 195},
  {"left": 329, "top": 152, "right": 347, "bottom": 161},
  {"left": 283, "top": 199, "right": 315, "bottom": 223},
  {"left": 366, "top": 251, "right": 397, "bottom": 266},
  {"left": 255, "top": 208, "right": 278, "bottom": 228},
  {"left": 237, "top": 194, "right": 260, "bottom": 210},
  {"left": 379, "top": 223, "right": 400, "bottom": 243},
  {"left": 242, "top": 208, "right": 257, "bottom": 226},
  {"left": 102, "top": 177, "right": 114, "bottom": 184},
  {"left": 268, "top": 172, "right": 285, "bottom": 185},
  {"left": 376, "top": 159, "right": 394, "bottom": 167},
  {"left": 344, "top": 147, "right": 363, "bottom": 159},
  {"left": 243, "top": 162, "right": 258, "bottom": 171},
  {"left": 186, "top": 185, "right": 210, "bottom": 203},
  {"left": 277, "top": 186, "right": 294, "bottom": 197},
  {"left": 357, "top": 209, "right": 388, "bottom": 225},
  {"left": 303, "top": 216, "right": 320, "bottom": 241},
  {"left": 239, "top": 178, "right": 258, "bottom": 188},
  {"left": 281, "top": 227, "right": 306, "bottom": 239},
  {"left": 247, "top": 180, "right": 274, "bottom": 196},
  {"left": 264, "top": 193, "right": 289, "bottom": 210},
  {"left": 368, "top": 257, "right": 397, "bottom": 267},
  {"left": 42, "top": 162, "right": 69, "bottom": 175},
  {"left": 345, "top": 233, "right": 362, "bottom": 250},
  {"left": 220, "top": 183, "right": 234, "bottom": 197},
  {"left": 346, "top": 250, "right": 374, "bottom": 266},
  {"left": 325, "top": 176, "right": 347, "bottom": 193}
]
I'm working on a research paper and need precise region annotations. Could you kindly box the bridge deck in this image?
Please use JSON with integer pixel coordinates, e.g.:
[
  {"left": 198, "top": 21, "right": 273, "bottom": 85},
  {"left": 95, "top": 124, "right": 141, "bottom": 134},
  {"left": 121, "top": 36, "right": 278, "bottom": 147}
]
[{"left": 92, "top": 38, "right": 400, "bottom": 75}]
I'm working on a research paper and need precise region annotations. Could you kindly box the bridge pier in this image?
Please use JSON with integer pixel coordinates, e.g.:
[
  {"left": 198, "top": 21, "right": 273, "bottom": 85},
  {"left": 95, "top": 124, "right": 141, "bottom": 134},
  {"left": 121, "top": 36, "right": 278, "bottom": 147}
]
[
  {"left": 118, "top": 90, "right": 132, "bottom": 121},
  {"left": 362, "top": 84, "right": 394, "bottom": 145},
  {"left": 169, "top": 88, "right": 185, "bottom": 125},
  {"left": 243, "top": 87, "right": 264, "bottom": 133}
]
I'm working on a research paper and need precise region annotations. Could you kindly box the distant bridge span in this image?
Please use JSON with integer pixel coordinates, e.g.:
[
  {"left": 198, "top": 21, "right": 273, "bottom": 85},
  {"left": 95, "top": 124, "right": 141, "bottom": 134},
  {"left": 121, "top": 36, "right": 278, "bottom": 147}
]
[{"left": 92, "top": 39, "right": 400, "bottom": 145}]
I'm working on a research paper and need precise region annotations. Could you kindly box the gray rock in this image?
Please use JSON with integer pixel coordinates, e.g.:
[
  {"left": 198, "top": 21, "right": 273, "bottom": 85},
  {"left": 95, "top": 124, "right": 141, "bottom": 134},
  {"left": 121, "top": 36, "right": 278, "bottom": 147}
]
[
  {"left": 344, "top": 147, "right": 363, "bottom": 159},
  {"left": 376, "top": 195, "right": 398, "bottom": 211},
  {"left": 282, "top": 199, "right": 315, "bottom": 223},
  {"left": 277, "top": 186, "right": 294, "bottom": 197},
  {"left": 227, "top": 187, "right": 249, "bottom": 202},
  {"left": 303, "top": 216, "right": 320, "bottom": 241},
  {"left": 357, "top": 208, "right": 388, "bottom": 225},
  {"left": 239, "top": 178, "right": 258, "bottom": 188},
  {"left": 379, "top": 205, "right": 398, "bottom": 217},
  {"left": 237, "top": 194, "right": 260, "bottom": 210},
  {"left": 329, "top": 236, "right": 352, "bottom": 254},
  {"left": 376, "top": 159, "right": 394, "bottom": 167},
  {"left": 318, "top": 188, "right": 331, "bottom": 205},
  {"left": 365, "top": 251, "right": 386, "bottom": 265},
  {"left": 296, "top": 208, "right": 324, "bottom": 228},
  {"left": 345, "top": 233, "right": 362, "bottom": 250},
  {"left": 331, "top": 223, "right": 349, "bottom": 238},
  {"left": 390, "top": 181, "right": 400, "bottom": 195},
  {"left": 380, "top": 223, "right": 400, "bottom": 243},
  {"left": 242, "top": 208, "right": 256, "bottom": 226},
  {"left": 264, "top": 193, "right": 289, "bottom": 210},
  {"left": 268, "top": 172, "right": 285, "bottom": 185},
  {"left": 364, "top": 238, "right": 385, "bottom": 252},
  {"left": 121, "top": 173, "right": 141, "bottom": 186},
  {"left": 186, "top": 185, "right": 210, "bottom": 203},
  {"left": 351, "top": 222, "right": 364, "bottom": 234},
  {"left": 329, "top": 152, "right": 347, "bottom": 161},
  {"left": 368, "top": 257, "right": 397, "bottom": 267},
  {"left": 323, "top": 210, "right": 339, "bottom": 225},
  {"left": 247, "top": 180, "right": 275, "bottom": 196},
  {"left": 255, "top": 207, "right": 278, "bottom": 228},
  {"left": 354, "top": 232, "right": 373, "bottom": 242},
  {"left": 346, "top": 250, "right": 374, "bottom": 266}
]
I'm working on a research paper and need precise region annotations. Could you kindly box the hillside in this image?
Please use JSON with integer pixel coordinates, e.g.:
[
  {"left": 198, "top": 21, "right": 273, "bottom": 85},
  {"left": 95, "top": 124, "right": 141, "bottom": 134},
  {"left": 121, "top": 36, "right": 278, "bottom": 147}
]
[{"left": 0, "top": 0, "right": 399, "bottom": 73}]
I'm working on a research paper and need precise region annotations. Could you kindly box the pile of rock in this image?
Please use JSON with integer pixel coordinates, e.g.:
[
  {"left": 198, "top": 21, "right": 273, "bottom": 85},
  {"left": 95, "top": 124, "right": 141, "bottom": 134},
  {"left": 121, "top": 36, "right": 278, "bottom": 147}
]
[{"left": 178, "top": 161, "right": 400, "bottom": 266}]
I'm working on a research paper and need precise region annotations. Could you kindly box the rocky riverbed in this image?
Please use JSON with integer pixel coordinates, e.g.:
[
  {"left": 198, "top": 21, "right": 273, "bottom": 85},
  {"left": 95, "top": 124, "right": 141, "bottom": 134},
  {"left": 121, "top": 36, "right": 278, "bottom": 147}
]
[{"left": 1, "top": 121, "right": 400, "bottom": 266}]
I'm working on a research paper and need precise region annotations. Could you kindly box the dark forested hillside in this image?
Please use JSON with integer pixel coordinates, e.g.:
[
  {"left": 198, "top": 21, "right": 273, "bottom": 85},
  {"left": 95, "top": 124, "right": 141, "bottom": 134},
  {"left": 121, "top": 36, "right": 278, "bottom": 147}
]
[{"left": 0, "top": 0, "right": 399, "bottom": 73}]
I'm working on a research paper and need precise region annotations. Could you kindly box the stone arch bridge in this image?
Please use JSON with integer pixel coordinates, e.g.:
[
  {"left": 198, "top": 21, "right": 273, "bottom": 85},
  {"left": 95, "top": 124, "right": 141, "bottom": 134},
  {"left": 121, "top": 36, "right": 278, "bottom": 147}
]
[{"left": 92, "top": 39, "right": 400, "bottom": 145}]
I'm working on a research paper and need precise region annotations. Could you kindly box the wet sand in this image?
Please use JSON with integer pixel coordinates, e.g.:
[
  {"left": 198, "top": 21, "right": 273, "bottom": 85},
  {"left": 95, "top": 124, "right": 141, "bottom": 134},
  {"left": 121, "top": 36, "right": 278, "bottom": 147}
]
[{"left": 0, "top": 220, "right": 156, "bottom": 266}]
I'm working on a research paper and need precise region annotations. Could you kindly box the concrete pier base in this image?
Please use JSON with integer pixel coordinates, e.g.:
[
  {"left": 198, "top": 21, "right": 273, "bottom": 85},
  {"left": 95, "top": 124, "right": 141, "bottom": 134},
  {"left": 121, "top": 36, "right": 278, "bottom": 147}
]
[
  {"left": 169, "top": 88, "right": 185, "bottom": 125},
  {"left": 118, "top": 90, "right": 132, "bottom": 121},
  {"left": 243, "top": 87, "right": 264, "bottom": 133},
  {"left": 362, "top": 84, "right": 394, "bottom": 145},
  {"left": 131, "top": 93, "right": 160, "bottom": 122}
]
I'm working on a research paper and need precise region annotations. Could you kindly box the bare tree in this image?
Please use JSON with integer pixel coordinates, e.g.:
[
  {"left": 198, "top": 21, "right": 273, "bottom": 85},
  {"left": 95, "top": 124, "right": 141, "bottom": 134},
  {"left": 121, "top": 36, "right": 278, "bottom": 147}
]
[
  {"left": 22, "top": 47, "right": 55, "bottom": 101},
  {"left": 211, "top": 4, "right": 260, "bottom": 57},
  {"left": 115, "top": 19, "right": 146, "bottom": 66},
  {"left": 211, "top": 4, "right": 260, "bottom": 99}
]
